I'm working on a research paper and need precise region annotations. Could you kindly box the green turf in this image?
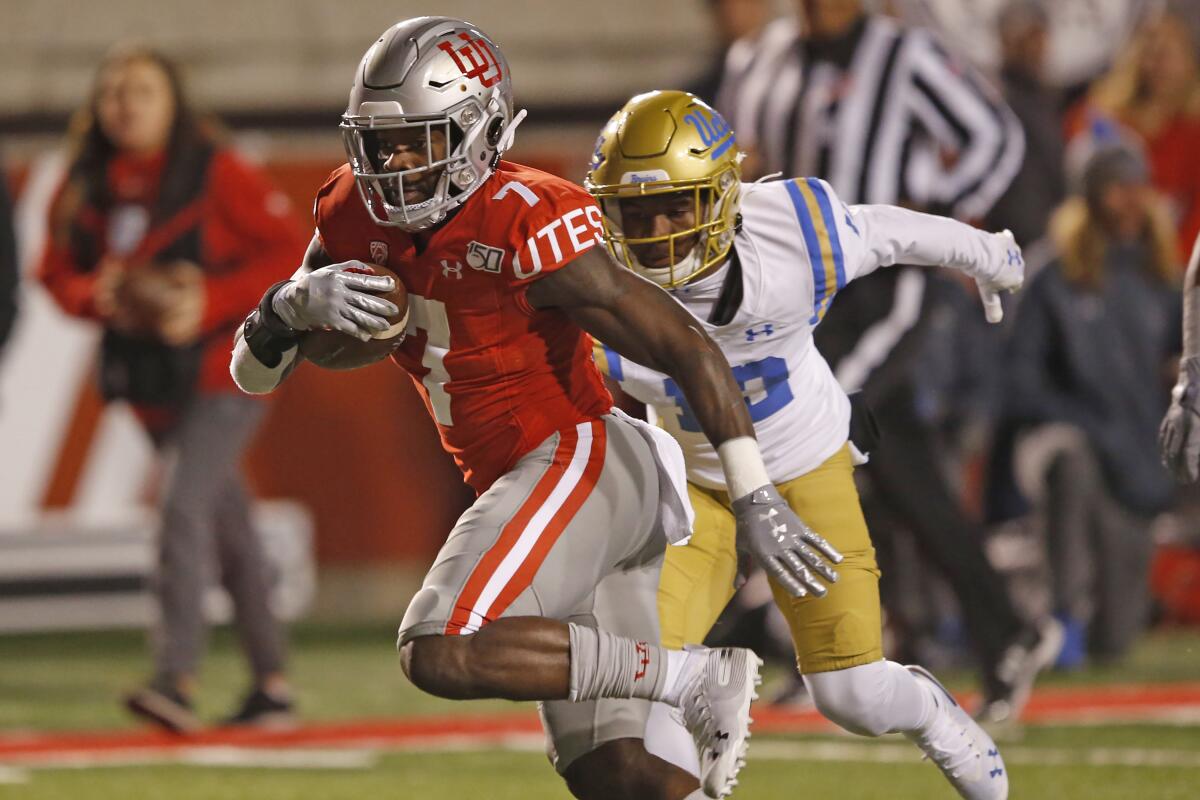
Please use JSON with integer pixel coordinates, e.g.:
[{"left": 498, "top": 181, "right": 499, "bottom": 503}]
[
  {"left": 0, "top": 623, "right": 518, "bottom": 731},
  {"left": 1, "top": 624, "right": 1198, "bottom": 798},
  {"left": 2, "top": 746, "right": 1198, "bottom": 800}
]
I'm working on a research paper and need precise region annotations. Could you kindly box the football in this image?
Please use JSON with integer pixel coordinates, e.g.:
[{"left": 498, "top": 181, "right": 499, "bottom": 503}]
[{"left": 299, "top": 263, "right": 409, "bottom": 370}]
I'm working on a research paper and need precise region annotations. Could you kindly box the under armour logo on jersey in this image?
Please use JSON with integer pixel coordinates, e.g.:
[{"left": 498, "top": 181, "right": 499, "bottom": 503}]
[
  {"left": 441, "top": 259, "right": 464, "bottom": 279},
  {"left": 369, "top": 240, "right": 389, "bottom": 264},
  {"left": 745, "top": 324, "right": 774, "bottom": 342},
  {"left": 1007, "top": 249, "right": 1022, "bottom": 266}
]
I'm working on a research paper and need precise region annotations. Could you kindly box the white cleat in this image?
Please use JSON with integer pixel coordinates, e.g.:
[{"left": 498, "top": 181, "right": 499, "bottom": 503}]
[
  {"left": 906, "top": 665, "right": 1008, "bottom": 800},
  {"left": 676, "top": 646, "right": 762, "bottom": 798}
]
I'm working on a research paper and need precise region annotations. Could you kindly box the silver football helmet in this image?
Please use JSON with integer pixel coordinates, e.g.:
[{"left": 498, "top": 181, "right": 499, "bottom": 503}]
[{"left": 341, "top": 17, "right": 525, "bottom": 230}]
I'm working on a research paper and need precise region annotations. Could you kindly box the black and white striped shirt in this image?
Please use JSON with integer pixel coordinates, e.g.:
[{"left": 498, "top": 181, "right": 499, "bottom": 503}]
[{"left": 717, "top": 14, "right": 1024, "bottom": 220}]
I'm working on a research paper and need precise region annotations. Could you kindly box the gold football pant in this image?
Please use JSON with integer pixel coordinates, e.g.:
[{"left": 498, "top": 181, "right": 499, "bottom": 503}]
[{"left": 657, "top": 443, "right": 882, "bottom": 674}]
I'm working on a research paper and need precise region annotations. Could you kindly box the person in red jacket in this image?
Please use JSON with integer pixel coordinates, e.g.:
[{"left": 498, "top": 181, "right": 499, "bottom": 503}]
[
  {"left": 1081, "top": 3, "right": 1200, "bottom": 262},
  {"left": 37, "top": 44, "right": 307, "bottom": 732}
]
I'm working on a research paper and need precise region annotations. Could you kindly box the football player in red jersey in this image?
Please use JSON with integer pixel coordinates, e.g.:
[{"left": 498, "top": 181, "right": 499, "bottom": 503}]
[{"left": 230, "top": 17, "right": 842, "bottom": 800}]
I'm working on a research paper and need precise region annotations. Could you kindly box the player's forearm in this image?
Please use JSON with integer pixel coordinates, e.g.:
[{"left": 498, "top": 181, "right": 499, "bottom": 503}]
[
  {"left": 229, "top": 281, "right": 305, "bottom": 394},
  {"left": 664, "top": 329, "right": 756, "bottom": 445},
  {"left": 655, "top": 329, "right": 775, "bottom": 496},
  {"left": 230, "top": 325, "right": 298, "bottom": 394},
  {"left": 1181, "top": 235, "right": 1200, "bottom": 359}
]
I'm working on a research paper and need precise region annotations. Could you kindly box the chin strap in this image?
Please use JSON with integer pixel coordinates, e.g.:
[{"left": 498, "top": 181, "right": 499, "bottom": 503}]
[{"left": 496, "top": 108, "right": 528, "bottom": 154}]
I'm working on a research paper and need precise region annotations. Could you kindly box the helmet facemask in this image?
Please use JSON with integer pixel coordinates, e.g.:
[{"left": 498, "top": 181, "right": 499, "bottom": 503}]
[
  {"left": 593, "top": 166, "right": 740, "bottom": 287},
  {"left": 341, "top": 90, "right": 510, "bottom": 231}
]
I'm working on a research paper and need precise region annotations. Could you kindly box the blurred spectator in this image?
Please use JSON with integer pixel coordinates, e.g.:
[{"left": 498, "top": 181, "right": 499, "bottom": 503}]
[
  {"left": 36, "top": 44, "right": 307, "bottom": 731},
  {"left": 691, "top": 0, "right": 772, "bottom": 109},
  {"left": 714, "top": 0, "right": 1057, "bottom": 722},
  {"left": 1004, "top": 139, "right": 1181, "bottom": 667},
  {"left": 1082, "top": 1, "right": 1200, "bottom": 260},
  {"left": 985, "top": 1, "right": 1067, "bottom": 248},
  {"left": 0, "top": 167, "right": 16, "bottom": 353}
]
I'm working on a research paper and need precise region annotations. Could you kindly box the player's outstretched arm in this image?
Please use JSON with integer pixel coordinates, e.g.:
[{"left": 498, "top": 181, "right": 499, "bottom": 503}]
[
  {"left": 230, "top": 234, "right": 398, "bottom": 393},
  {"left": 527, "top": 248, "right": 842, "bottom": 597},
  {"left": 1161, "top": 233, "right": 1200, "bottom": 481},
  {"left": 847, "top": 201, "right": 1025, "bottom": 322}
]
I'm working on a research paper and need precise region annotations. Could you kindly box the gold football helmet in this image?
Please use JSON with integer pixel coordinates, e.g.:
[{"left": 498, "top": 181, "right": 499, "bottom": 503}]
[{"left": 584, "top": 90, "right": 742, "bottom": 287}]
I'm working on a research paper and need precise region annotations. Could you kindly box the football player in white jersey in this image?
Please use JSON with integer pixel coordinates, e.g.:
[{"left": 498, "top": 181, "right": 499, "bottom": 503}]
[{"left": 584, "top": 91, "right": 1022, "bottom": 800}]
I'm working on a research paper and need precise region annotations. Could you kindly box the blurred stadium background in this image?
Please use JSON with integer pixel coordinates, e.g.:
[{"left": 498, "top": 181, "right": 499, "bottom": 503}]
[{"left": 2, "top": 0, "right": 1199, "bottom": 797}]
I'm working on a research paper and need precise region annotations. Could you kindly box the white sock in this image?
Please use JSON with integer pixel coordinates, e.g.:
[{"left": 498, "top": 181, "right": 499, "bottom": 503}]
[
  {"left": 567, "top": 623, "right": 672, "bottom": 702},
  {"left": 660, "top": 647, "right": 705, "bottom": 706},
  {"left": 644, "top": 700, "right": 700, "bottom": 777},
  {"left": 804, "top": 660, "right": 935, "bottom": 737}
]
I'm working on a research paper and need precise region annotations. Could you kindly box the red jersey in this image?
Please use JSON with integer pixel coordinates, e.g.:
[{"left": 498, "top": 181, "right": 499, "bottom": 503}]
[{"left": 314, "top": 161, "right": 613, "bottom": 492}]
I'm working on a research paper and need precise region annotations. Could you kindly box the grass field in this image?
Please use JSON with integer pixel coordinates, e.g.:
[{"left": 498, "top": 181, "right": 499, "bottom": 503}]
[{"left": 2, "top": 624, "right": 1199, "bottom": 799}]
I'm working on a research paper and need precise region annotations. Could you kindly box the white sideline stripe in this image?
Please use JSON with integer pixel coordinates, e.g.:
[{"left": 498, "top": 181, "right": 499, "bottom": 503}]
[
  {"left": 7, "top": 747, "right": 378, "bottom": 770},
  {"left": 11, "top": 735, "right": 1200, "bottom": 772},
  {"left": 747, "top": 739, "right": 1200, "bottom": 769},
  {"left": 390, "top": 733, "right": 547, "bottom": 753},
  {"left": 460, "top": 422, "right": 594, "bottom": 634},
  {"left": 0, "top": 765, "right": 29, "bottom": 783},
  {"left": 1035, "top": 707, "right": 1200, "bottom": 727}
]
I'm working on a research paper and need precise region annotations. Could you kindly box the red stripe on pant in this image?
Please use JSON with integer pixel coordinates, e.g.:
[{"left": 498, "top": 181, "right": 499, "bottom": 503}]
[
  {"left": 485, "top": 420, "right": 607, "bottom": 622},
  {"left": 443, "top": 420, "right": 606, "bottom": 636}
]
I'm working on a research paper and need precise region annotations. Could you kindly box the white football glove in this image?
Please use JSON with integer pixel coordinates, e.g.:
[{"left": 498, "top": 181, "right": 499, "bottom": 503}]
[
  {"left": 272, "top": 262, "right": 399, "bottom": 341},
  {"left": 975, "top": 229, "right": 1024, "bottom": 324}
]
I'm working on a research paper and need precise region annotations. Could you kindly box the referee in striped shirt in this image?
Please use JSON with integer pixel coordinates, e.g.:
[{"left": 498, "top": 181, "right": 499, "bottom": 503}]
[
  {"left": 715, "top": 0, "right": 1059, "bottom": 723},
  {"left": 718, "top": 0, "right": 1023, "bottom": 216}
]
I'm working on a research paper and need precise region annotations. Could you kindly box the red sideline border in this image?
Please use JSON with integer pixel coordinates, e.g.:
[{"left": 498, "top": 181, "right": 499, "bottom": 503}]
[{"left": 3, "top": 681, "right": 1199, "bottom": 763}]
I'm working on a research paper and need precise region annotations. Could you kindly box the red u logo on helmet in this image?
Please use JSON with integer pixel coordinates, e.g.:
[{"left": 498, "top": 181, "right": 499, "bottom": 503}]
[{"left": 438, "top": 34, "right": 504, "bottom": 88}]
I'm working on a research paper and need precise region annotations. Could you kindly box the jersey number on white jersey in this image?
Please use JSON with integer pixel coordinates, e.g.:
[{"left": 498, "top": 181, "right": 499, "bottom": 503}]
[{"left": 663, "top": 356, "right": 793, "bottom": 432}]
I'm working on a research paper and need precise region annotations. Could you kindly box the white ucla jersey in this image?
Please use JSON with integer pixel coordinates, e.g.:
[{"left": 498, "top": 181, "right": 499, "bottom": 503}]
[
  {"left": 597, "top": 177, "right": 868, "bottom": 488},
  {"left": 594, "top": 176, "right": 1012, "bottom": 489}
]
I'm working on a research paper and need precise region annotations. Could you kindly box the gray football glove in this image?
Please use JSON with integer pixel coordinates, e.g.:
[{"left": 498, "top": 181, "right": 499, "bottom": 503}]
[
  {"left": 1160, "top": 356, "right": 1200, "bottom": 482},
  {"left": 272, "top": 262, "right": 399, "bottom": 341},
  {"left": 731, "top": 484, "right": 843, "bottom": 598}
]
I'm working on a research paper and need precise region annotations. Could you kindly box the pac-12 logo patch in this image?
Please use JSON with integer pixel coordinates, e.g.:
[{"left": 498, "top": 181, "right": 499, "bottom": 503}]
[{"left": 369, "top": 240, "right": 389, "bottom": 264}]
